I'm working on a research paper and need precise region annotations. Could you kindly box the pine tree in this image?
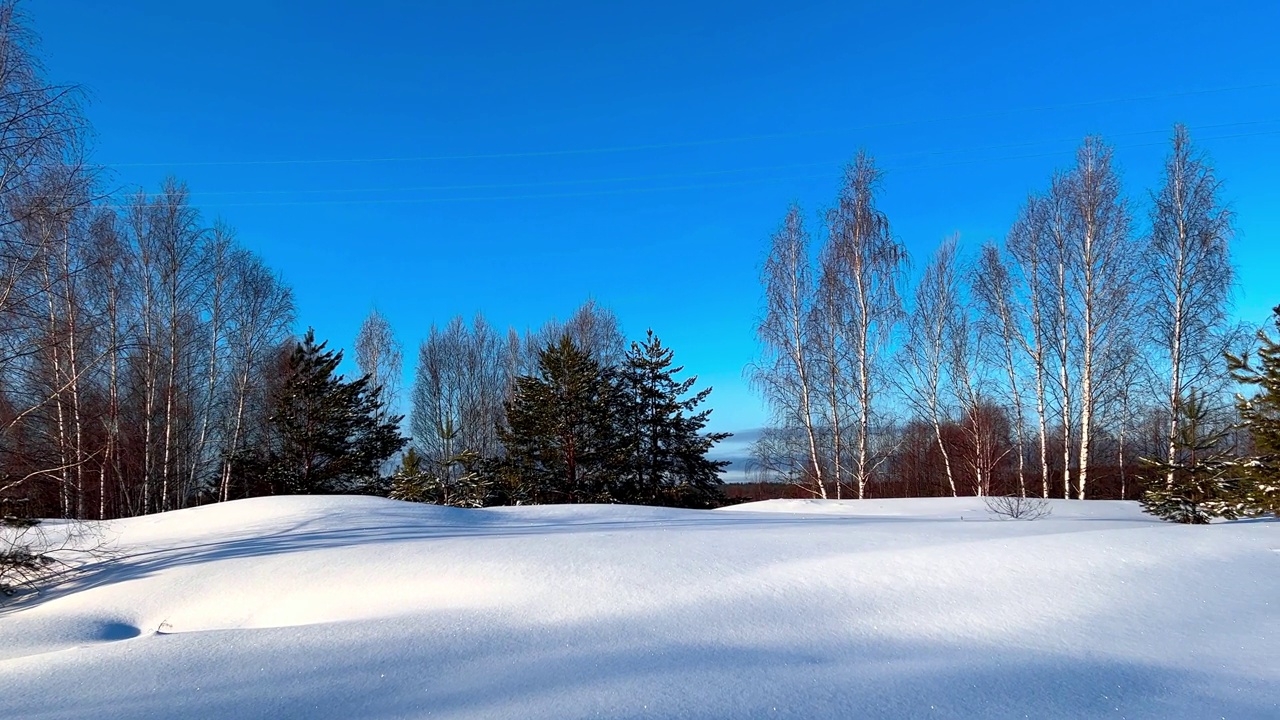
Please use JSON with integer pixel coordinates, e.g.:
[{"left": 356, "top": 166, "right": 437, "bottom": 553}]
[
  {"left": 499, "top": 335, "right": 624, "bottom": 504},
  {"left": 388, "top": 448, "right": 433, "bottom": 503},
  {"left": 265, "top": 329, "right": 405, "bottom": 494},
  {"left": 389, "top": 447, "right": 494, "bottom": 508},
  {"left": 616, "top": 330, "right": 729, "bottom": 508},
  {"left": 1225, "top": 305, "right": 1280, "bottom": 516},
  {"left": 1140, "top": 391, "right": 1241, "bottom": 524}
]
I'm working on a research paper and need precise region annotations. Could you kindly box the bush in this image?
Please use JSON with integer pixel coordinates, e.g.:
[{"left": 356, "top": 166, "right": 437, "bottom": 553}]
[{"left": 984, "top": 494, "right": 1051, "bottom": 520}]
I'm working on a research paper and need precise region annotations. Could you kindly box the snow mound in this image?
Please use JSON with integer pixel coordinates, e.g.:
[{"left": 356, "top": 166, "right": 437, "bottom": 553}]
[{"left": 0, "top": 495, "right": 1275, "bottom": 719}]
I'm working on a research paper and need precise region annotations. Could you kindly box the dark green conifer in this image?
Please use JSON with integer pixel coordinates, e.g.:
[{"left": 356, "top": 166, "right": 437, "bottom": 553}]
[
  {"left": 1140, "top": 391, "right": 1241, "bottom": 523},
  {"left": 1225, "top": 305, "right": 1280, "bottom": 516},
  {"left": 266, "top": 329, "right": 405, "bottom": 494},
  {"left": 616, "top": 330, "right": 730, "bottom": 508},
  {"left": 499, "top": 335, "right": 624, "bottom": 503},
  {"left": 389, "top": 448, "right": 433, "bottom": 503}
]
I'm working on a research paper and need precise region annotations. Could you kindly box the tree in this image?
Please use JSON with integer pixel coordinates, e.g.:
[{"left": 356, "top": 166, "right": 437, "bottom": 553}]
[
  {"left": 948, "top": 278, "right": 1004, "bottom": 498},
  {"left": 218, "top": 250, "right": 294, "bottom": 502},
  {"left": 1065, "top": 138, "right": 1136, "bottom": 499},
  {"left": 563, "top": 299, "right": 626, "bottom": 369},
  {"left": 0, "top": 0, "right": 97, "bottom": 519},
  {"left": 1004, "top": 195, "right": 1055, "bottom": 498},
  {"left": 973, "top": 242, "right": 1031, "bottom": 497},
  {"left": 411, "top": 314, "right": 510, "bottom": 479},
  {"left": 1140, "top": 391, "right": 1240, "bottom": 524},
  {"left": 1226, "top": 306, "right": 1280, "bottom": 516},
  {"left": 499, "top": 335, "right": 623, "bottom": 504},
  {"left": 388, "top": 448, "right": 432, "bottom": 503},
  {"left": 148, "top": 179, "right": 208, "bottom": 512},
  {"left": 260, "top": 329, "right": 405, "bottom": 495},
  {"left": 0, "top": 4, "right": 301, "bottom": 519},
  {"left": 355, "top": 308, "right": 403, "bottom": 423},
  {"left": 900, "top": 235, "right": 963, "bottom": 497},
  {"left": 519, "top": 299, "right": 627, "bottom": 375},
  {"left": 389, "top": 447, "right": 493, "bottom": 508},
  {"left": 750, "top": 205, "right": 826, "bottom": 498},
  {"left": 820, "top": 152, "right": 908, "bottom": 498},
  {"left": 1147, "top": 125, "right": 1236, "bottom": 489},
  {"left": 617, "top": 330, "right": 729, "bottom": 508}
]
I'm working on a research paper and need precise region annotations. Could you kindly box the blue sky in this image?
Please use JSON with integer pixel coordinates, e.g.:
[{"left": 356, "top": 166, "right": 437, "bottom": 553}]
[{"left": 32, "top": 0, "right": 1280, "bottom": 474}]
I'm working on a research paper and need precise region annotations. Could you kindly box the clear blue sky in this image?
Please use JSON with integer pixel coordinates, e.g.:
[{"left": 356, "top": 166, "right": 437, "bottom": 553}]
[{"left": 32, "top": 0, "right": 1280, "bottom": 474}]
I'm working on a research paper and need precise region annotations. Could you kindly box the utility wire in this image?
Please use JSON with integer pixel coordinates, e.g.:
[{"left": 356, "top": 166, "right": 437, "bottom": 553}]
[
  {"left": 92, "top": 126, "right": 1280, "bottom": 210},
  {"left": 117, "top": 119, "right": 1280, "bottom": 201}
]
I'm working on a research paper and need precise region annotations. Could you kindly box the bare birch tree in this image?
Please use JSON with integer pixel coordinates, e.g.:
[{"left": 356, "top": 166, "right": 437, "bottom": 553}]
[
  {"left": 1145, "top": 124, "right": 1235, "bottom": 486},
  {"left": 751, "top": 205, "right": 826, "bottom": 497},
  {"left": 355, "top": 308, "right": 403, "bottom": 424},
  {"left": 1041, "top": 174, "right": 1077, "bottom": 499},
  {"left": 0, "top": 0, "right": 95, "bottom": 515},
  {"left": 822, "top": 152, "right": 907, "bottom": 498},
  {"left": 147, "top": 179, "right": 206, "bottom": 511},
  {"left": 411, "top": 314, "right": 512, "bottom": 481},
  {"left": 220, "top": 251, "right": 293, "bottom": 501},
  {"left": 1065, "top": 137, "right": 1134, "bottom": 499},
  {"left": 973, "top": 241, "right": 1030, "bottom": 496},
  {"left": 900, "top": 235, "right": 962, "bottom": 497}
]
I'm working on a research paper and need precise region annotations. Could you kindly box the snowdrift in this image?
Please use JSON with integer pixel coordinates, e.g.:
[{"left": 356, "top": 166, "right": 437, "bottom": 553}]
[{"left": 0, "top": 496, "right": 1275, "bottom": 719}]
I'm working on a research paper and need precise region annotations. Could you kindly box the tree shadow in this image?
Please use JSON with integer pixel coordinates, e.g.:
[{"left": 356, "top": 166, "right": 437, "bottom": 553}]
[
  {"left": 2, "top": 611, "right": 1272, "bottom": 719},
  {"left": 0, "top": 500, "right": 1168, "bottom": 619}
]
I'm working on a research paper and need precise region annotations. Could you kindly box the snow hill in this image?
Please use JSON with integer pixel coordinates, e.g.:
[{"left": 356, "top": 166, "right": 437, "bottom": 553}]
[{"left": 0, "top": 496, "right": 1276, "bottom": 719}]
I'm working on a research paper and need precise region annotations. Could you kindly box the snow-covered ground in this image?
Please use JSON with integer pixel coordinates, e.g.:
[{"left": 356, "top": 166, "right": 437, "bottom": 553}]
[{"left": 1, "top": 496, "right": 1275, "bottom": 719}]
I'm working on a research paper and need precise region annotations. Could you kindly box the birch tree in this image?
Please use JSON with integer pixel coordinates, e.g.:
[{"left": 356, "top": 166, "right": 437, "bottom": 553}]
[
  {"left": 751, "top": 205, "right": 825, "bottom": 497},
  {"left": 822, "top": 152, "right": 907, "bottom": 498},
  {"left": 1065, "top": 137, "right": 1134, "bottom": 499},
  {"left": 973, "top": 242, "right": 1030, "bottom": 496},
  {"left": 900, "top": 235, "right": 962, "bottom": 497},
  {"left": 220, "top": 250, "right": 293, "bottom": 501},
  {"left": 147, "top": 180, "right": 207, "bottom": 511},
  {"left": 355, "top": 308, "right": 403, "bottom": 425},
  {"left": 0, "top": 0, "right": 94, "bottom": 515},
  {"left": 944, "top": 243, "right": 1002, "bottom": 496},
  {"left": 411, "top": 314, "right": 513, "bottom": 480},
  {"left": 1146, "top": 124, "right": 1235, "bottom": 486},
  {"left": 1041, "top": 174, "right": 1076, "bottom": 499}
]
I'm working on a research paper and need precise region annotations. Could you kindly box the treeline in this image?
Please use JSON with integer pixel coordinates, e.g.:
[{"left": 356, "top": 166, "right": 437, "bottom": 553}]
[
  {"left": 385, "top": 302, "right": 729, "bottom": 509},
  {"left": 0, "top": 4, "right": 296, "bottom": 519},
  {"left": 752, "top": 130, "right": 1244, "bottom": 501},
  {"left": 0, "top": 0, "right": 733, "bottom": 520}
]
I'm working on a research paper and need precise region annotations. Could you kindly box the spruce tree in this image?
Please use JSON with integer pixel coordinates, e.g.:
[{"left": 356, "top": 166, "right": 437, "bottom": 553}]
[
  {"left": 266, "top": 329, "right": 405, "bottom": 494},
  {"left": 616, "top": 330, "right": 730, "bottom": 508},
  {"left": 1225, "top": 305, "right": 1280, "bottom": 516},
  {"left": 499, "top": 335, "right": 624, "bottom": 503},
  {"left": 1139, "top": 391, "right": 1241, "bottom": 524}
]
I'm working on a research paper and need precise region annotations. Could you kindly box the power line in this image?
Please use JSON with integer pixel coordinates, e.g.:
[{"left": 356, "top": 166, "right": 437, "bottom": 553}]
[
  {"left": 117, "top": 119, "right": 1280, "bottom": 200},
  {"left": 89, "top": 126, "right": 1280, "bottom": 210},
  {"left": 94, "top": 81, "right": 1280, "bottom": 169}
]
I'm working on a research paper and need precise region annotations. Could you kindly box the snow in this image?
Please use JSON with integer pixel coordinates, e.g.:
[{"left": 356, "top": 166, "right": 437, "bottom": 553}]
[{"left": 1, "top": 495, "right": 1276, "bottom": 719}]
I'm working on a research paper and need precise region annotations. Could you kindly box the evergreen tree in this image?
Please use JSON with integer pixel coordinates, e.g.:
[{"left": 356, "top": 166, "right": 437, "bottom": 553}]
[
  {"left": 264, "top": 329, "right": 405, "bottom": 494},
  {"left": 389, "top": 448, "right": 493, "bottom": 508},
  {"left": 499, "top": 335, "right": 623, "bottom": 504},
  {"left": 617, "top": 330, "right": 730, "bottom": 508},
  {"left": 1225, "top": 305, "right": 1280, "bottom": 516},
  {"left": 388, "top": 448, "right": 433, "bottom": 503},
  {"left": 1140, "top": 391, "right": 1241, "bottom": 524}
]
